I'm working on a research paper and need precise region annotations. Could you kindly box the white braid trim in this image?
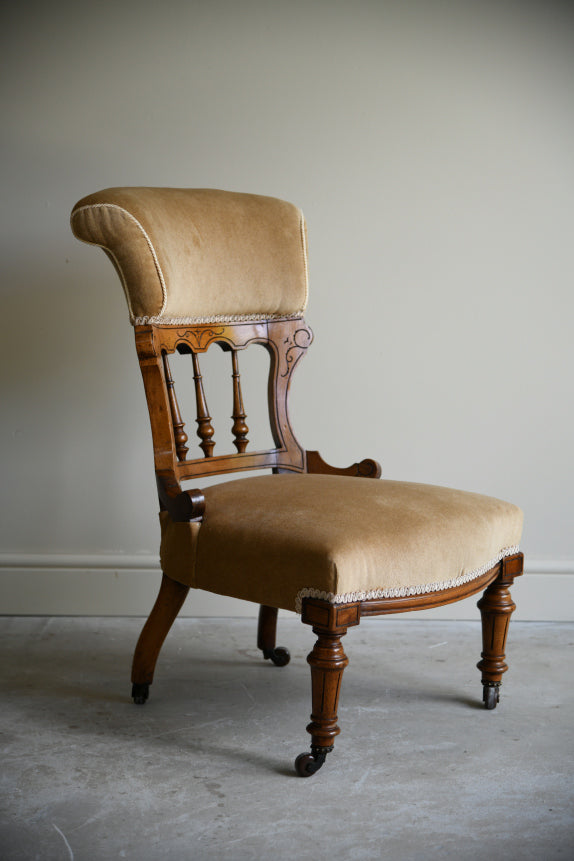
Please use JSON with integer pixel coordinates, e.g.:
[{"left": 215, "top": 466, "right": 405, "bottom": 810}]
[
  {"left": 294, "top": 545, "right": 520, "bottom": 614},
  {"left": 299, "top": 209, "right": 310, "bottom": 312},
  {"left": 132, "top": 312, "right": 305, "bottom": 326}
]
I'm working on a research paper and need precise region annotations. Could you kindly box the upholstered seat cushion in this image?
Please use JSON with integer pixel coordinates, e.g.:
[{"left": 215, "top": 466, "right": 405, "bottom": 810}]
[{"left": 159, "top": 474, "right": 523, "bottom": 613}]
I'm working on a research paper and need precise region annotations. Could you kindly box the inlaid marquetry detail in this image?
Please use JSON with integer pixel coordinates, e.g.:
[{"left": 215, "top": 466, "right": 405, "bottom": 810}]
[
  {"left": 191, "top": 352, "right": 215, "bottom": 457},
  {"left": 280, "top": 324, "right": 313, "bottom": 378},
  {"left": 177, "top": 326, "right": 226, "bottom": 352},
  {"left": 162, "top": 353, "right": 189, "bottom": 462},
  {"left": 230, "top": 350, "right": 249, "bottom": 453}
]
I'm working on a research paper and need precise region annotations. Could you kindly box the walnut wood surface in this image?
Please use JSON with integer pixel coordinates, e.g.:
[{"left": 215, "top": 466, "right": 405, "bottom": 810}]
[
  {"left": 156, "top": 476, "right": 205, "bottom": 522},
  {"left": 230, "top": 350, "right": 249, "bottom": 453},
  {"left": 257, "top": 605, "right": 279, "bottom": 653},
  {"left": 359, "top": 563, "right": 504, "bottom": 616},
  {"left": 191, "top": 352, "right": 215, "bottom": 457},
  {"left": 298, "top": 554, "right": 523, "bottom": 757},
  {"left": 300, "top": 600, "right": 361, "bottom": 753},
  {"left": 163, "top": 354, "right": 189, "bottom": 462},
  {"left": 135, "top": 318, "right": 313, "bottom": 495},
  {"left": 477, "top": 552, "right": 524, "bottom": 688},
  {"left": 306, "top": 450, "right": 382, "bottom": 479},
  {"left": 131, "top": 573, "right": 190, "bottom": 687},
  {"left": 256, "top": 604, "right": 290, "bottom": 665}
]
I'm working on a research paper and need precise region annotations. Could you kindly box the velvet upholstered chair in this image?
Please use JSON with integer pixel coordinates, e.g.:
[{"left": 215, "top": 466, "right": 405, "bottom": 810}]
[{"left": 71, "top": 188, "right": 524, "bottom": 777}]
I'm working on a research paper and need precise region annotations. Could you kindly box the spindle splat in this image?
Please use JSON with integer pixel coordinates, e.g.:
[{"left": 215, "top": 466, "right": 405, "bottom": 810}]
[
  {"left": 162, "top": 353, "right": 189, "bottom": 462},
  {"left": 191, "top": 352, "right": 215, "bottom": 457},
  {"left": 231, "top": 350, "right": 249, "bottom": 453}
]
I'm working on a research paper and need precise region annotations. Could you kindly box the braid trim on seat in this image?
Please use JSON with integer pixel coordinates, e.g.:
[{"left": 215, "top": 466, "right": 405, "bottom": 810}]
[{"left": 294, "top": 545, "right": 521, "bottom": 613}]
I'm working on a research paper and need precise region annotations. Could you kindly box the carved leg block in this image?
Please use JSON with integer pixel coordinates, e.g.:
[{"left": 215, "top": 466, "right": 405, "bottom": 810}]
[
  {"left": 477, "top": 553, "right": 524, "bottom": 709},
  {"left": 257, "top": 605, "right": 290, "bottom": 666},
  {"left": 131, "top": 573, "right": 190, "bottom": 703},
  {"left": 295, "top": 600, "right": 360, "bottom": 776}
]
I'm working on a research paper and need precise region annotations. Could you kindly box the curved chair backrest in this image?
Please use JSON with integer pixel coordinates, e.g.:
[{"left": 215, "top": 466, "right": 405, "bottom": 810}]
[
  {"left": 71, "top": 188, "right": 313, "bottom": 502},
  {"left": 71, "top": 187, "right": 309, "bottom": 325}
]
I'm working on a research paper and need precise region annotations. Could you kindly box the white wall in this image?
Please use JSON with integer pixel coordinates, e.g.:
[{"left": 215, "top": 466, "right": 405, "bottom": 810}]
[{"left": 1, "top": 0, "right": 573, "bottom": 618}]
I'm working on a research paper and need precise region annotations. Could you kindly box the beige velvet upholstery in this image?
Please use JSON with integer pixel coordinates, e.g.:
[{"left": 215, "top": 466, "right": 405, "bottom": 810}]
[
  {"left": 71, "top": 188, "right": 308, "bottom": 324},
  {"left": 159, "top": 474, "right": 523, "bottom": 613}
]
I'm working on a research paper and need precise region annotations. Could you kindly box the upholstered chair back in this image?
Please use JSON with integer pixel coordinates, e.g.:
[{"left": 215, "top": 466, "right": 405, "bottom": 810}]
[{"left": 71, "top": 188, "right": 309, "bottom": 325}]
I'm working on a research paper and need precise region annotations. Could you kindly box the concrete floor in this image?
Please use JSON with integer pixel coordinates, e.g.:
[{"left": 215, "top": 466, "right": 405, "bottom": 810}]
[{"left": 0, "top": 617, "right": 572, "bottom": 861}]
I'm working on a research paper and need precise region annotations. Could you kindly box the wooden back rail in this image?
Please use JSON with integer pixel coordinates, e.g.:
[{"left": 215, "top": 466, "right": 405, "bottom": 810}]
[{"left": 135, "top": 318, "right": 314, "bottom": 506}]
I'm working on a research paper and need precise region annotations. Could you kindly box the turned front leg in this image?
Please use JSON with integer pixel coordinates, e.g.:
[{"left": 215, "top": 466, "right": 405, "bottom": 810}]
[
  {"left": 307, "top": 629, "right": 349, "bottom": 751},
  {"left": 477, "top": 553, "right": 524, "bottom": 709},
  {"left": 296, "top": 600, "right": 361, "bottom": 776}
]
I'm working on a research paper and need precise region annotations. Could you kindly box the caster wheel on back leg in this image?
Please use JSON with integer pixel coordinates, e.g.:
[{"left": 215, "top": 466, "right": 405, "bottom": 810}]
[
  {"left": 483, "top": 684, "right": 500, "bottom": 710},
  {"left": 263, "top": 647, "right": 291, "bottom": 667},
  {"left": 132, "top": 682, "right": 149, "bottom": 704}
]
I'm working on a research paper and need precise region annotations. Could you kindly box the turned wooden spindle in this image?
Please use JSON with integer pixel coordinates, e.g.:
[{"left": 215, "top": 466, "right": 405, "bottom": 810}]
[
  {"left": 162, "top": 353, "right": 189, "bottom": 462},
  {"left": 191, "top": 351, "right": 215, "bottom": 457},
  {"left": 230, "top": 350, "right": 249, "bottom": 453}
]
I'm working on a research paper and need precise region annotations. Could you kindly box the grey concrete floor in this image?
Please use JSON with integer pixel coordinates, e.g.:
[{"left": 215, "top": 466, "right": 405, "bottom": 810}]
[{"left": 0, "top": 617, "right": 572, "bottom": 861}]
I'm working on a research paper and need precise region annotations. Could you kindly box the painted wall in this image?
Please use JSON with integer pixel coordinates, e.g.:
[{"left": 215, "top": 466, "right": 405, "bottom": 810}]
[{"left": 2, "top": 0, "right": 573, "bottom": 618}]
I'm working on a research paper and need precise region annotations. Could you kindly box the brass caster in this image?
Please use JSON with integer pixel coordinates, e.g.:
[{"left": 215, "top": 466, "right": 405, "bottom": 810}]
[
  {"left": 132, "top": 682, "right": 149, "bottom": 704},
  {"left": 263, "top": 646, "right": 291, "bottom": 667},
  {"left": 483, "top": 683, "right": 500, "bottom": 710},
  {"left": 294, "top": 746, "right": 332, "bottom": 777}
]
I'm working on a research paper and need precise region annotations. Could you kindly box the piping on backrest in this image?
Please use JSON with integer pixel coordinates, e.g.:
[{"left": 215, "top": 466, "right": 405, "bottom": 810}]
[
  {"left": 71, "top": 202, "right": 168, "bottom": 321},
  {"left": 71, "top": 189, "right": 309, "bottom": 325}
]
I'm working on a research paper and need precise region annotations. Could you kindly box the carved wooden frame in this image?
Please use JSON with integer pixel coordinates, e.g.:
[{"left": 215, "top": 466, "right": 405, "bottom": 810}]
[
  {"left": 134, "top": 317, "right": 317, "bottom": 513},
  {"left": 130, "top": 314, "right": 523, "bottom": 777},
  {"left": 294, "top": 552, "right": 523, "bottom": 774}
]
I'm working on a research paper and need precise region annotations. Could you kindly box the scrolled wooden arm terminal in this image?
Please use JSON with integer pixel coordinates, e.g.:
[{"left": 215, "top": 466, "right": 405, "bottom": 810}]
[{"left": 71, "top": 187, "right": 523, "bottom": 776}]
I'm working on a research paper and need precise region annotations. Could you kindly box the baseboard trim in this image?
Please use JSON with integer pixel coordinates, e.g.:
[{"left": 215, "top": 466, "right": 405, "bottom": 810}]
[
  {"left": 0, "top": 553, "right": 160, "bottom": 570},
  {"left": 0, "top": 554, "right": 573, "bottom": 619}
]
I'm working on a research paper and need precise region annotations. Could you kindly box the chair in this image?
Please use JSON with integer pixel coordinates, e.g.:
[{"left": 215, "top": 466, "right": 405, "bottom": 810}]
[{"left": 71, "top": 188, "right": 524, "bottom": 777}]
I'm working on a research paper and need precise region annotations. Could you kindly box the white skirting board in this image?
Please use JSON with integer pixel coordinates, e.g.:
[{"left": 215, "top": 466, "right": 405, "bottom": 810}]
[{"left": 0, "top": 554, "right": 572, "bottom": 620}]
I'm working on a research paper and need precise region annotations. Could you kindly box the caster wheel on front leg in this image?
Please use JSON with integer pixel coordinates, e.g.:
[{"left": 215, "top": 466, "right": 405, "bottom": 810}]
[
  {"left": 483, "top": 684, "right": 500, "bottom": 710},
  {"left": 294, "top": 746, "right": 331, "bottom": 777},
  {"left": 132, "top": 682, "right": 149, "bottom": 704},
  {"left": 295, "top": 753, "right": 322, "bottom": 777},
  {"left": 263, "top": 646, "right": 291, "bottom": 667}
]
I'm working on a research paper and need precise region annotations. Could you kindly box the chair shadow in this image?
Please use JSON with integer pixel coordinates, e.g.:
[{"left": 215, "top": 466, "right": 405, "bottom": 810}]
[{"left": 1, "top": 621, "right": 490, "bottom": 777}]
